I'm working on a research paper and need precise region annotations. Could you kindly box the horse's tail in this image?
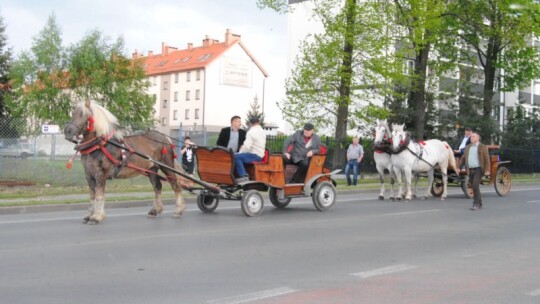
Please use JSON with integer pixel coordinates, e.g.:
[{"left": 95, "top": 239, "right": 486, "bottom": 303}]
[{"left": 443, "top": 141, "right": 458, "bottom": 173}]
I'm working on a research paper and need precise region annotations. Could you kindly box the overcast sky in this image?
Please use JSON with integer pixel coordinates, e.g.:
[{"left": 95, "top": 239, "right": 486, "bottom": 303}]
[{"left": 0, "top": 0, "right": 289, "bottom": 128}]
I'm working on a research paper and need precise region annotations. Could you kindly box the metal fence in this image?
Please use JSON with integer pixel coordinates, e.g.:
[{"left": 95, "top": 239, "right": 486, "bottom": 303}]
[{"left": 1, "top": 121, "right": 539, "bottom": 188}]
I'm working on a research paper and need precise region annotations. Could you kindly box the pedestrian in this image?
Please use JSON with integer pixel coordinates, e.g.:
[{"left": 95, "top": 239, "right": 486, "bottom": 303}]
[
  {"left": 345, "top": 136, "right": 364, "bottom": 186},
  {"left": 180, "top": 136, "right": 196, "bottom": 175},
  {"left": 233, "top": 116, "right": 266, "bottom": 183},
  {"left": 216, "top": 115, "right": 246, "bottom": 152},
  {"left": 458, "top": 132, "right": 490, "bottom": 210},
  {"left": 282, "top": 123, "right": 321, "bottom": 183}
]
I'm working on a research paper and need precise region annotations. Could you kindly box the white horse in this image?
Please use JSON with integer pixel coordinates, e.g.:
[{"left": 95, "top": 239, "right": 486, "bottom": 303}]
[
  {"left": 373, "top": 119, "right": 398, "bottom": 200},
  {"left": 390, "top": 124, "right": 458, "bottom": 201}
]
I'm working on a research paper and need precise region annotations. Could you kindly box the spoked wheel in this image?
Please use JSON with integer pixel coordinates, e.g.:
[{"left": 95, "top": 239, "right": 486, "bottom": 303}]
[
  {"left": 430, "top": 176, "right": 444, "bottom": 198},
  {"left": 197, "top": 194, "right": 219, "bottom": 213},
  {"left": 494, "top": 166, "right": 511, "bottom": 196},
  {"left": 241, "top": 190, "right": 264, "bottom": 217},
  {"left": 312, "top": 181, "right": 336, "bottom": 211},
  {"left": 269, "top": 187, "right": 291, "bottom": 209},
  {"left": 461, "top": 176, "right": 473, "bottom": 199}
]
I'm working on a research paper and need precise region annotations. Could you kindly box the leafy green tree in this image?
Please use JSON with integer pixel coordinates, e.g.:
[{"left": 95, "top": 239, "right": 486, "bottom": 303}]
[
  {"left": 245, "top": 95, "right": 265, "bottom": 128},
  {"left": 0, "top": 13, "right": 18, "bottom": 140},
  {"left": 502, "top": 105, "right": 540, "bottom": 149},
  {"left": 445, "top": 0, "right": 540, "bottom": 142},
  {"left": 7, "top": 13, "right": 154, "bottom": 131}
]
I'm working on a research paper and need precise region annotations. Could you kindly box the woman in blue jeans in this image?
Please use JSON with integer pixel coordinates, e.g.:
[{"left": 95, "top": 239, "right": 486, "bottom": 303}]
[{"left": 345, "top": 136, "right": 364, "bottom": 186}]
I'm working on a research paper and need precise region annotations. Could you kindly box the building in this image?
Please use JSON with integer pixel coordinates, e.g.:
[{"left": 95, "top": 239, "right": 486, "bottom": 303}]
[{"left": 134, "top": 29, "right": 269, "bottom": 139}]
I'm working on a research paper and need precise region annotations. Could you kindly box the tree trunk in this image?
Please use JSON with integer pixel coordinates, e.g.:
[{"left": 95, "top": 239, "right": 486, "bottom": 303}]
[
  {"left": 333, "top": 0, "right": 356, "bottom": 169},
  {"left": 409, "top": 42, "right": 430, "bottom": 140},
  {"left": 482, "top": 37, "right": 500, "bottom": 144}
]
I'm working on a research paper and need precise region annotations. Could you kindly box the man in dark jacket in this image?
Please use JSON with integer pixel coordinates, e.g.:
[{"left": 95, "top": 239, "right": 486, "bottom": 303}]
[
  {"left": 282, "top": 123, "right": 321, "bottom": 183},
  {"left": 458, "top": 132, "right": 490, "bottom": 210},
  {"left": 216, "top": 115, "right": 246, "bottom": 152}
]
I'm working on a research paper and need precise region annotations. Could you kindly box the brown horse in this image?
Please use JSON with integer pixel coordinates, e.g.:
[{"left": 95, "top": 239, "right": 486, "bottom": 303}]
[{"left": 64, "top": 100, "right": 187, "bottom": 224}]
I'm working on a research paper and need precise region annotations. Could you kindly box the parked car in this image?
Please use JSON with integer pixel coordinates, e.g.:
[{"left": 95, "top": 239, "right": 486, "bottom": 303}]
[{"left": 0, "top": 142, "right": 34, "bottom": 159}]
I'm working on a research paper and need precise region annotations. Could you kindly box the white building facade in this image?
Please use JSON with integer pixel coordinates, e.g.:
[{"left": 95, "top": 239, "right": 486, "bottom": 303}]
[{"left": 135, "top": 29, "right": 269, "bottom": 138}]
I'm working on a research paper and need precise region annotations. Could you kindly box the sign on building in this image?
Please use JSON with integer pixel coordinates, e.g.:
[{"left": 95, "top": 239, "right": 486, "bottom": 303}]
[{"left": 221, "top": 57, "right": 252, "bottom": 88}]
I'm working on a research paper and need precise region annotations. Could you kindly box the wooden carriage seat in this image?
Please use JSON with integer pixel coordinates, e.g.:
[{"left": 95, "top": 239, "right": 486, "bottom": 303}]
[
  {"left": 285, "top": 144, "right": 328, "bottom": 183},
  {"left": 245, "top": 149, "right": 286, "bottom": 187},
  {"left": 195, "top": 146, "right": 235, "bottom": 185}
]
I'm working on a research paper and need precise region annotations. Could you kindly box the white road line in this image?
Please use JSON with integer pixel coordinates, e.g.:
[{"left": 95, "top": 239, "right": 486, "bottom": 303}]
[
  {"left": 351, "top": 264, "right": 417, "bottom": 279},
  {"left": 527, "top": 289, "right": 540, "bottom": 297},
  {"left": 207, "top": 287, "right": 297, "bottom": 304},
  {"left": 526, "top": 200, "right": 540, "bottom": 203},
  {"left": 382, "top": 209, "right": 440, "bottom": 216}
]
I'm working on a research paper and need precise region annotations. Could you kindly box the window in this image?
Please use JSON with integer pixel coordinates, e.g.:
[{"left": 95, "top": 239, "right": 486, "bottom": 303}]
[
  {"left": 173, "top": 110, "right": 178, "bottom": 120},
  {"left": 196, "top": 69, "right": 201, "bottom": 81},
  {"left": 186, "top": 90, "right": 191, "bottom": 101},
  {"left": 174, "top": 91, "right": 178, "bottom": 102},
  {"left": 163, "top": 81, "right": 168, "bottom": 90},
  {"left": 161, "top": 118, "right": 166, "bottom": 126},
  {"left": 174, "top": 73, "right": 179, "bottom": 83},
  {"left": 185, "top": 109, "right": 190, "bottom": 120},
  {"left": 194, "top": 108, "right": 199, "bottom": 119},
  {"left": 195, "top": 89, "right": 200, "bottom": 100},
  {"left": 163, "top": 99, "right": 167, "bottom": 108},
  {"left": 186, "top": 71, "right": 191, "bottom": 82}
]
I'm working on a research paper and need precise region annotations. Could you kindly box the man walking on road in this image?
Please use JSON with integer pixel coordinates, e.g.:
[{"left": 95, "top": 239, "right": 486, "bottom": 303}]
[{"left": 458, "top": 132, "right": 490, "bottom": 210}]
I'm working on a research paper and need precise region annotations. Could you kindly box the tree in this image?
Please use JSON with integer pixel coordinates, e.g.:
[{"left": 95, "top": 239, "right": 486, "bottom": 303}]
[
  {"left": 7, "top": 13, "right": 155, "bottom": 132},
  {"left": 0, "top": 13, "right": 18, "bottom": 140},
  {"left": 502, "top": 105, "right": 540, "bottom": 149},
  {"left": 445, "top": 0, "right": 540, "bottom": 142},
  {"left": 259, "top": 0, "right": 400, "bottom": 167},
  {"left": 245, "top": 95, "right": 265, "bottom": 128}
]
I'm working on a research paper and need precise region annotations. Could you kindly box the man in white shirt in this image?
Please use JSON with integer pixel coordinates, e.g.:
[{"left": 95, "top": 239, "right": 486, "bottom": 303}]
[{"left": 234, "top": 116, "right": 266, "bottom": 183}]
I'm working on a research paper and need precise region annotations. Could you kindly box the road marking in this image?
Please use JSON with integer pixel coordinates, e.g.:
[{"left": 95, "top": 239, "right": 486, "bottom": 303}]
[
  {"left": 207, "top": 287, "right": 297, "bottom": 304},
  {"left": 382, "top": 209, "right": 440, "bottom": 216},
  {"left": 526, "top": 200, "right": 540, "bottom": 203},
  {"left": 527, "top": 289, "right": 540, "bottom": 296},
  {"left": 351, "top": 264, "right": 417, "bottom": 279}
]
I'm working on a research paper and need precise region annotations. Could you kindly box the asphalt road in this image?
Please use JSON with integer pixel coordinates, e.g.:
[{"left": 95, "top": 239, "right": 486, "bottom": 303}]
[{"left": 1, "top": 185, "right": 539, "bottom": 304}]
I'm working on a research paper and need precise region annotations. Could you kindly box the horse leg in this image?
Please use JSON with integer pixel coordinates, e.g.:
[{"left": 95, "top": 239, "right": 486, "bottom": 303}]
[
  {"left": 412, "top": 173, "right": 419, "bottom": 199},
  {"left": 147, "top": 171, "right": 164, "bottom": 217},
  {"left": 425, "top": 170, "right": 434, "bottom": 200},
  {"left": 389, "top": 168, "right": 396, "bottom": 201},
  {"left": 171, "top": 181, "right": 186, "bottom": 218},
  {"left": 84, "top": 176, "right": 97, "bottom": 223},
  {"left": 394, "top": 168, "right": 403, "bottom": 201},
  {"left": 404, "top": 169, "right": 413, "bottom": 201},
  {"left": 88, "top": 178, "right": 107, "bottom": 224},
  {"left": 441, "top": 168, "right": 448, "bottom": 200},
  {"left": 377, "top": 166, "right": 385, "bottom": 200}
]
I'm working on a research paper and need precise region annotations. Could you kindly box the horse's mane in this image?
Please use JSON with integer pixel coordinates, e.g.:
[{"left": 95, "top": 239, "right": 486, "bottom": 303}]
[{"left": 78, "top": 100, "right": 123, "bottom": 140}]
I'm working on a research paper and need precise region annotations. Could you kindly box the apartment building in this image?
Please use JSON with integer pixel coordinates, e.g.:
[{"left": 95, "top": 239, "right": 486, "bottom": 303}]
[{"left": 134, "top": 29, "right": 269, "bottom": 137}]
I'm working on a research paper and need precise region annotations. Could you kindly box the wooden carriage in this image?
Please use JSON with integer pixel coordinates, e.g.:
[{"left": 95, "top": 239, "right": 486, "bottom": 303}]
[
  {"left": 431, "top": 145, "right": 512, "bottom": 198},
  {"left": 193, "top": 146, "right": 339, "bottom": 216}
]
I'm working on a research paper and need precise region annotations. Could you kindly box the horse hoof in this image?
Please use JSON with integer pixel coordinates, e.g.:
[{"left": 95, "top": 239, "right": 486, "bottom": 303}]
[
  {"left": 148, "top": 209, "right": 158, "bottom": 217},
  {"left": 412, "top": 194, "right": 417, "bottom": 199},
  {"left": 390, "top": 197, "right": 395, "bottom": 201},
  {"left": 440, "top": 197, "right": 446, "bottom": 201},
  {"left": 396, "top": 197, "right": 401, "bottom": 201},
  {"left": 172, "top": 213, "right": 183, "bottom": 218},
  {"left": 421, "top": 196, "right": 427, "bottom": 200},
  {"left": 82, "top": 216, "right": 90, "bottom": 223},
  {"left": 87, "top": 219, "right": 99, "bottom": 225},
  {"left": 378, "top": 196, "right": 384, "bottom": 200}
]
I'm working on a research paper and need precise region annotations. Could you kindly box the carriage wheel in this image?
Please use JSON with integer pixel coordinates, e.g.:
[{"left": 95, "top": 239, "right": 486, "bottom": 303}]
[
  {"left": 430, "top": 176, "right": 444, "bottom": 198},
  {"left": 269, "top": 188, "right": 291, "bottom": 209},
  {"left": 494, "top": 166, "right": 511, "bottom": 197},
  {"left": 241, "top": 190, "right": 264, "bottom": 217},
  {"left": 197, "top": 194, "right": 219, "bottom": 213},
  {"left": 461, "top": 177, "right": 473, "bottom": 199},
  {"left": 312, "top": 181, "right": 336, "bottom": 211}
]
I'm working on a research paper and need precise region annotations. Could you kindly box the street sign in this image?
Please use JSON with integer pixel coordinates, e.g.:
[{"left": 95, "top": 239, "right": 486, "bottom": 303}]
[{"left": 42, "top": 124, "right": 61, "bottom": 134}]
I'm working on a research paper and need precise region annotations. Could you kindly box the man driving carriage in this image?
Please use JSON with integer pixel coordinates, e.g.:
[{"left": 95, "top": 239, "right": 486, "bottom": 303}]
[{"left": 282, "top": 123, "right": 321, "bottom": 183}]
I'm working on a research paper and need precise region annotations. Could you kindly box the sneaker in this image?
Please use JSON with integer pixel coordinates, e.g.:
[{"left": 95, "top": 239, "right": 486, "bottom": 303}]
[{"left": 235, "top": 176, "right": 249, "bottom": 184}]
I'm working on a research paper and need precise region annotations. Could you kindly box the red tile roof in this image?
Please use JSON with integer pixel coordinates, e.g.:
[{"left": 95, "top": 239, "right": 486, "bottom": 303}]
[{"left": 137, "top": 30, "right": 268, "bottom": 77}]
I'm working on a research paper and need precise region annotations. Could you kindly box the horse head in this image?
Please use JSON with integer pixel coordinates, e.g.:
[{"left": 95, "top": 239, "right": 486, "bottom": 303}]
[
  {"left": 391, "top": 123, "right": 407, "bottom": 152},
  {"left": 374, "top": 119, "right": 390, "bottom": 145},
  {"left": 64, "top": 99, "right": 120, "bottom": 143}
]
